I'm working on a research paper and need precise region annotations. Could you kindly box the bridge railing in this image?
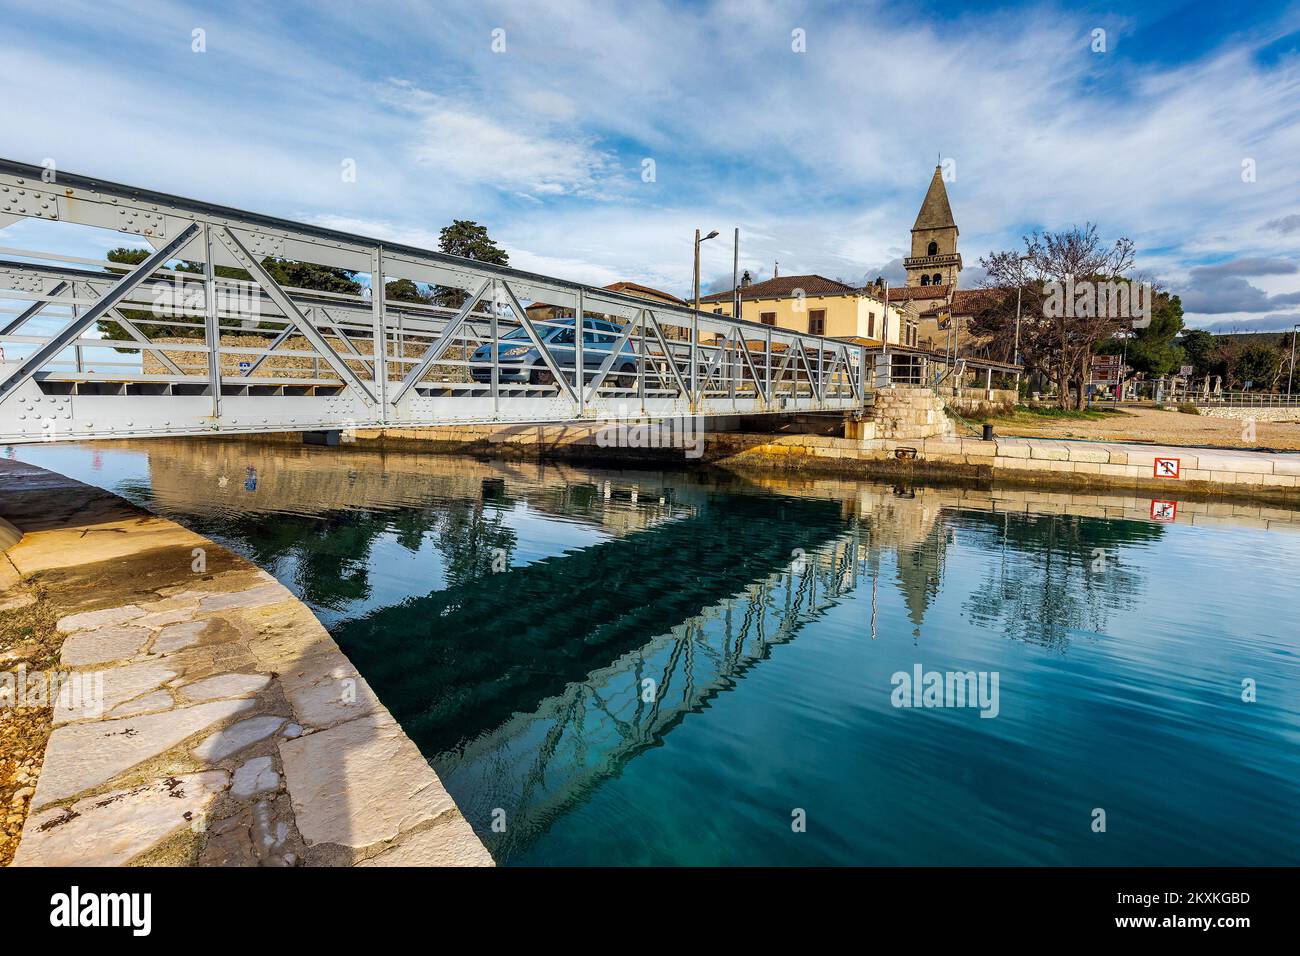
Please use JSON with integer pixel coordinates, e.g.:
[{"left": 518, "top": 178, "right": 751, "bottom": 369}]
[{"left": 0, "top": 159, "right": 867, "bottom": 443}]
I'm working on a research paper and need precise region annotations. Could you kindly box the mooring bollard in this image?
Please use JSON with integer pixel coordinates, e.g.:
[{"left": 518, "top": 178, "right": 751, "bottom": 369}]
[{"left": 982, "top": 423, "right": 994, "bottom": 441}]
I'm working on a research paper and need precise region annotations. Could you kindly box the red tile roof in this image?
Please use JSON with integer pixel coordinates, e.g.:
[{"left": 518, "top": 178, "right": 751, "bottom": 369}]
[
  {"left": 699, "top": 274, "right": 858, "bottom": 302},
  {"left": 603, "top": 281, "right": 686, "bottom": 305},
  {"left": 952, "top": 288, "right": 1003, "bottom": 313},
  {"left": 876, "top": 284, "right": 952, "bottom": 302},
  {"left": 917, "top": 288, "right": 1007, "bottom": 317},
  {"left": 526, "top": 280, "right": 687, "bottom": 313}
]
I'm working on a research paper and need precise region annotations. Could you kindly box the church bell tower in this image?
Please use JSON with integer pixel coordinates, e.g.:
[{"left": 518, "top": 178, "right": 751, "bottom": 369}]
[{"left": 904, "top": 165, "right": 961, "bottom": 289}]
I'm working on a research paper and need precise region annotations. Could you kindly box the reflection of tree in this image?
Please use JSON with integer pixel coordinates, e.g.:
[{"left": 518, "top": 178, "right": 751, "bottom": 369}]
[
  {"left": 430, "top": 499, "right": 517, "bottom": 590},
  {"left": 217, "top": 509, "right": 397, "bottom": 611},
  {"left": 117, "top": 472, "right": 518, "bottom": 614},
  {"left": 961, "top": 512, "right": 1162, "bottom": 649}
]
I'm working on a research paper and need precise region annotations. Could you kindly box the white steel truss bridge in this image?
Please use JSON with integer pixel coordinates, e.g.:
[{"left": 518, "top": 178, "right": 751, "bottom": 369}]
[{"left": 0, "top": 159, "right": 871, "bottom": 445}]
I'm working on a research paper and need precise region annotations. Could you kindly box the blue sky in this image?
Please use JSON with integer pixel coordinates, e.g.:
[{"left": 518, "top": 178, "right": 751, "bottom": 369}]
[{"left": 2, "top": 0, "right": 1299, "bottom": 332}]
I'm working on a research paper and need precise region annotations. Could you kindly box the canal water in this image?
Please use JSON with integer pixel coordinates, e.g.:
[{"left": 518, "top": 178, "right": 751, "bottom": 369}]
[{"left": 7, "top": 439, "right": 1299, "bottom": 866}]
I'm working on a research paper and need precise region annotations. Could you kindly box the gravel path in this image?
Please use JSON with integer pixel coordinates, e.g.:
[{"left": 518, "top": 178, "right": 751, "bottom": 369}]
[{"left": 993, "top": 406, "right": 1300, "bottom": 451}]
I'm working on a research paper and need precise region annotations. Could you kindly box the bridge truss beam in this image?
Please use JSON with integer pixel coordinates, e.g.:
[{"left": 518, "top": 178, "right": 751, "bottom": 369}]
[{"left": 0, "top": 159, "right": 869, "bottom": 444}]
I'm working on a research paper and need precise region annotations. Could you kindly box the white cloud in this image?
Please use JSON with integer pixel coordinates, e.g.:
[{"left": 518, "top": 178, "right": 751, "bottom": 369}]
[
  {"left": 390, "top": 84, "right": 618, "bottom": 198},
  {"left": 2, "top": 0, "right": 1300, "bottom": 317}
]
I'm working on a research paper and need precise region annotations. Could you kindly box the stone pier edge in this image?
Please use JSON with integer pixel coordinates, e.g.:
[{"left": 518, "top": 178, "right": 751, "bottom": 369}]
[
  {"left": 0, "top": 459, "right": 493, "bottom": 867},
  {"left": 342, "top": 425, "right": 1300, "bottom": 505}
]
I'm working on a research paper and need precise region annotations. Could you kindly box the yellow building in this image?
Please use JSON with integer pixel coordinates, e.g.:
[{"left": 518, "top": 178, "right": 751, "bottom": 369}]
[{"left": 699, "top": 274, "right": 917, "bottom": 346}]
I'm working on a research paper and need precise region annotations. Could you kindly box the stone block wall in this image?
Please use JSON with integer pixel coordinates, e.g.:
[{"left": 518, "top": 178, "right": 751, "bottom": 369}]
[
  {"left": 948, "top": 387, "right": 1018, "bottom": 416},
  {"left": 1195, "top": 406, "right": 1300, "bottom": 423},
  {"left": 140, "top": 335, "right": 469, "bottom": 383},
  {"left": 865, "top": 386, "right": 954, "bottom": 441}
]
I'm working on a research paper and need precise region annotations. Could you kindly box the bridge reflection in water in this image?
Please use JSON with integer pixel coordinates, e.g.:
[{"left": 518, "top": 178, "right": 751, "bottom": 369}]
[
  {"left": 14, "top": 439, "right": 1298, "bottom": 864},
  {"left": 336, "top": 493, "right": 858, "bottom": 859}
]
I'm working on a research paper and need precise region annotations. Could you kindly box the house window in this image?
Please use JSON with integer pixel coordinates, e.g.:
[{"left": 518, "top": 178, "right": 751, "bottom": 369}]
[
  {"left": 932, "top": 273, "right": 942, "bottom": 285},
  {"left": 713, "top": 308, "right": 723, "bottom": 315},
  {"left": 927, "top": 240, "right": 938, "bottom": 256},
  {"left": 867, "top": 312, "right": 875, "bottom": 338},
  {"left": 808, "top": 310, "right": 826, "bottom": 336},
  {"left": 920, "top": 275, "right": 930, "bottom": 286},
  {"left": 760, "top": 311, "right": 776, "bottom": 326}
]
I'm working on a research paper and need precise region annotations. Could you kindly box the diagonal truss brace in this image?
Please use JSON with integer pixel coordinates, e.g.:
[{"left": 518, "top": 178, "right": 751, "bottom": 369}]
[
  {"left": 693, "top": 327, "right": 733, "bottom": 404},
  {"left": 584, "top": 309, "right": 640, "bottom": 402},
  {"left": 1, "top": 280, "right": 70, "bottom": 335},
  {"left": 0, "top": 223, "right": 200, "bottom": 406},
  {"left": 218, "top": 227, "right": 377, "bottom": 404},
  {"left": 498, "top": 281, "right": 577, "bottom": 406},
  {"left": 791, "top": 336, "right": 823, "bottom": 402},
  {"left": 644, "top": 310, "right": 689, "bottom": 400},
  {"left": 390, "top": 278, "right": 491, "bottom": 404},
  {"left": 738, "top": 337, "right": 767, "bottom": 403}
]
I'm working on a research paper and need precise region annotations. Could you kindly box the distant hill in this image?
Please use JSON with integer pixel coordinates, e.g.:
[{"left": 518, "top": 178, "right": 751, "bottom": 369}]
[{"left": 1188, "top": 330, "right": 1296, "bottom": 346}]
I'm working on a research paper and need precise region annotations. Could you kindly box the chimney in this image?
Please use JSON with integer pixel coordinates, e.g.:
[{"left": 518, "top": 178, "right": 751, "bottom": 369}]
[
  {"left": 774, "top": 260, "right": 780, "bottom": 278},
  {"left": 740, "top": 270, "right": 753, "bottom": 288}
]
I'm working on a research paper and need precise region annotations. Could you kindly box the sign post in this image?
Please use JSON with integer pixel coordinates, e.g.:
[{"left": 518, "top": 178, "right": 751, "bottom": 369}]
[{"left": 1091, "top": 354, "right": 1123, "bottom": 403}]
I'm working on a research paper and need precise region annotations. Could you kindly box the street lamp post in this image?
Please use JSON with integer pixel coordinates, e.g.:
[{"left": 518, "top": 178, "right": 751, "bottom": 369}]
[{"left": 693, "top": 229, "right": 720, "bottom": 313}]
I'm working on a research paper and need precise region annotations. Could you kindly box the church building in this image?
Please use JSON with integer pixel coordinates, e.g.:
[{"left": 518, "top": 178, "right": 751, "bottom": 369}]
[{"left": 905, "top": 165, "right": 962, "bottom": 290}]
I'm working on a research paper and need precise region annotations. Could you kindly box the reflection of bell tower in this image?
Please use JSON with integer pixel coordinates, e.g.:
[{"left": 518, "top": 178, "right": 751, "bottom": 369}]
[
  {"left": 895, "top": 528, "right": 946, "bottom": 635},
  {"left": 904, "top": 165, "right": 961, "bottom": 289}
]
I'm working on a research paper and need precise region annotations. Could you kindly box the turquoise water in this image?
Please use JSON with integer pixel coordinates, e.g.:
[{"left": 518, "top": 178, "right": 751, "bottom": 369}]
[{"left": 7, "top": 440, "right": 1300, "bottom": 865}]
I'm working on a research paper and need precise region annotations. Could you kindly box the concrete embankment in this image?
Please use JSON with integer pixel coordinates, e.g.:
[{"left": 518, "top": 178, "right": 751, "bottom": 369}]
[
  {"left": 0, "top": 459, "right": 491, "bottom": 867},
  {"left": 343, "top": 424, "right": 1300, "bottom": 505}
]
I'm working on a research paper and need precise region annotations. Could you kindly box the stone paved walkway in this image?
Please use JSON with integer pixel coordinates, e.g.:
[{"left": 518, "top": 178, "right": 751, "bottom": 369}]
[{"left": 0, "top": 459, "right": 491, "bottom": 867}]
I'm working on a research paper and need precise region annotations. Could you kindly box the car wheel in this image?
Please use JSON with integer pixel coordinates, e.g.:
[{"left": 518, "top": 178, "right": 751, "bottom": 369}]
[
  {"left": 616, "top": 363, "right": 637, "bottom": 389},
  {"left": 530, "top": 366, "right": 555, "bottom": 388}
]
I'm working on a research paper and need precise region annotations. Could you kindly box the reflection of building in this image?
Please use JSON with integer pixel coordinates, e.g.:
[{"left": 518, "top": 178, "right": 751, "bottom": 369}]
[
  {"left": 895, "top": 523, "right": 948, "bottom": 634},
  {"left": 845, "top": 489, "right": 950, "bottom": 634}
]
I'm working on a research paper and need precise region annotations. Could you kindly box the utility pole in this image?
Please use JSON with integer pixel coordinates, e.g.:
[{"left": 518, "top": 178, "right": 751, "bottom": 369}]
[
  {"left": 693, "top": 228, "right": 719, "bottom": 313},
  {"left": 881, "top": 281, "right": 890, "bottom": 387},
  {"left": 732, "top": 227, "right": 740, "bottom": 321},
  {"left": 1013, "top": 254, "right": 1030, "bottom": 397},
  {"left": 1290, "top": 324, "right": 1298, "bottom": 397}
]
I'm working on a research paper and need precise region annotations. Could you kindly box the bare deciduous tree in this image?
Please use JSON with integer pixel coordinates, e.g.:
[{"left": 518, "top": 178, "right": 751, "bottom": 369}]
[{"left": 976, "top": 224, "right": 1137, "bottom": 408}]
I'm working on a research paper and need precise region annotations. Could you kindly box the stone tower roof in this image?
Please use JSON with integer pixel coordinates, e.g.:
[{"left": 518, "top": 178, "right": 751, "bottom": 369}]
[{"left": 912, "top": 165, "right": 957, "bottom": 234}]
